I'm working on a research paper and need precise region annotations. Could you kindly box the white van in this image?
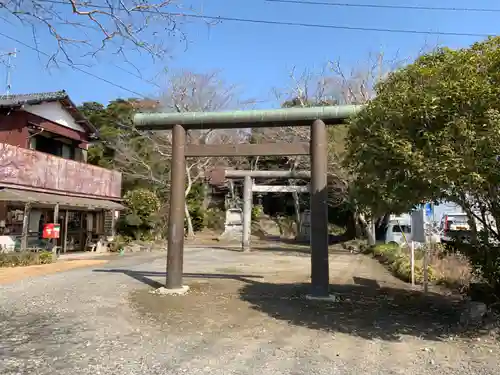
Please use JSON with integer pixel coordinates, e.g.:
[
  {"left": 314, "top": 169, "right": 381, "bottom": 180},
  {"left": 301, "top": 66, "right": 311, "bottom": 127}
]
[{"left": 385, "top": 222, "right": 411, "bottom": 246}]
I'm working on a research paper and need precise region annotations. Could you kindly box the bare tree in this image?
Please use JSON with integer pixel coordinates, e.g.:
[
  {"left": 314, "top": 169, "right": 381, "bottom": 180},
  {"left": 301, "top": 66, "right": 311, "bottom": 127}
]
[
  {"left": 0, "top": 0, "right": 199, "bottom": 64},
  {"left": 111, "top": 71, "right": 251, "bottom": 238},
  {"left": 160, "top": 71, "right": 251, "bottom": 237},
  {"left": 113, "top": 128, "right": 172, "bottom": 187},
  {"left": 266, "top": 52, "right": 410, "bottom": 239}
]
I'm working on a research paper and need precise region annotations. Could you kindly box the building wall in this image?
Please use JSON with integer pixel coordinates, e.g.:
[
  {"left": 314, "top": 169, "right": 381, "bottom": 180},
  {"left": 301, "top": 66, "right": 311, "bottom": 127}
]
[
  {"left": 0, "top": 104, "right": 120, "bottom": 198},
  {"left": 24, "top": 111, "right": 89, "bottom": 146},
  {"left": 0, "top": 142, "right": 122, "bottom": 198},
  {"left": 24, "top": 102, "right": 87, "bottom": 133},
  {"left": 0, "top": 111, "right": 29, "bottom": 148}
]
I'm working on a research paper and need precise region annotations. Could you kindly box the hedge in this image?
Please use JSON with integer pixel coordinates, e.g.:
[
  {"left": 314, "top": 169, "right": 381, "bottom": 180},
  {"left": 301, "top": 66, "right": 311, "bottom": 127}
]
[
  {"left": 368, "top": 243, "right": 435, "bottom": 284},
  {"left": 0, "top": 251, "right": 54, "bottom": 268}
]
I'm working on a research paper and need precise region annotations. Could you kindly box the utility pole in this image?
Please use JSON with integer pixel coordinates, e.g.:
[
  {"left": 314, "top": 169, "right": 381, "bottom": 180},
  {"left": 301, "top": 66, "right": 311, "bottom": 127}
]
[{"left": 1, "top": 49, "right": 17, "bottom": 95}]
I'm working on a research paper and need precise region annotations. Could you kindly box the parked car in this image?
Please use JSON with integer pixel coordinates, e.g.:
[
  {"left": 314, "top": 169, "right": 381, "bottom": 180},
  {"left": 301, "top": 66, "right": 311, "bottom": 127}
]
[
  {"left": 385, "top": 222, "right": 411, "bottom": 246},
  {"left": 440, "top": 212, "right": 471, "bottom": 244}
]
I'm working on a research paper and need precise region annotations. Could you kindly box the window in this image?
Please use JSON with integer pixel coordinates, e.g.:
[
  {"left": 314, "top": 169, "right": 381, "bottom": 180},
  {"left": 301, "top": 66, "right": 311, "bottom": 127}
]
[
  {"left": 61, "top": 144, "right": 72, "bottom": 159},
  {"left": 28, "top": 136, "right": 37, "bottom": 150},
  {"left": 392, "top": 225, "right": 411, "bottom": 233},
  {"left": 447, "top": 215, "right": 468, "bottom": 225},
  {"left": 31, "top": 134, "right": 76, "bottom": 160},
  {"left": 67, "top": 211, "right": 82, "bottom": 231}
]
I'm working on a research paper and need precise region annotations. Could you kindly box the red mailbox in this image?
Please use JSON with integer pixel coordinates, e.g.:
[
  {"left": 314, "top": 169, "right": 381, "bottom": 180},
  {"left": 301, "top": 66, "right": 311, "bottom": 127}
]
[{"left": 42, "top": 223, "right": 61, "bottom": 239}]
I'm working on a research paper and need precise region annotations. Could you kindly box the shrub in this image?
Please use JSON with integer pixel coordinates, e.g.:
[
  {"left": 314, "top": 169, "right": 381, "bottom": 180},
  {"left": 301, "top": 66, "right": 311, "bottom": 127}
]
[
  {"left": 185, "top": 182, "right": 206, "bottom": 233},
  {"left": 205, "top": 208, "right": 225, "bottom": 231},
  {"left": 0, "top": 251, "right": 54, "bottom": 268},
  {"left": 122, "top": 188, "right": 161, "bottom": 240},
  {"left": 251, "top": 205, "right": 263, "bottom": 222},
  {"left": 38, "top": 251, "right": 53, "bottom": 264},
  {"left": 428, "top": 246, "right": 473, "bottom": 291},
  {"left": 369, "top": 243, "right": 435, "bottom": 285},
  {"left": 124, "top": 188, "right": 161, "bottom": 221},
  {"left": 391, "top": 256, "right": 435, "bottom": 284},
  {"left": 187, "top": 205, "right": 205, "bottom": 232},
  {"left": 272, "top": 215, "right": 297, "bottom": 238},
  {"left": 454, "top": 240, "right": 500, "bottom": 292},
  {"left": 373, "top": 243, "right": 401, "bottom": 263},
  {"left": 109, "top": 235, "right": 133, "bottom": 252}
]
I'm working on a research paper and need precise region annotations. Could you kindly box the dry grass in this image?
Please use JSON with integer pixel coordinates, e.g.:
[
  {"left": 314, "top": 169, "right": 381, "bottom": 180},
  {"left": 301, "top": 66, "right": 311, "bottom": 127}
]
[
  {"left": 370, "top": 243, "right": 473, "bottom": 291},
  {"left": 429, "top": 251, "right": 473, "bottom": 292},
  {"left": 0, "top": 259, "right": 109, "bottom": 285},
  {"left": 407, "top": 245, "right": 473, "bottom": 290}
]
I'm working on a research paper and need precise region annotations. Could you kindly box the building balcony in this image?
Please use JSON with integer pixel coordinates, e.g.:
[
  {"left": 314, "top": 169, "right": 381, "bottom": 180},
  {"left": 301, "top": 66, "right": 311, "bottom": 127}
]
[{"left": 0, "top": 142, "right": 121, "bottom": 199}]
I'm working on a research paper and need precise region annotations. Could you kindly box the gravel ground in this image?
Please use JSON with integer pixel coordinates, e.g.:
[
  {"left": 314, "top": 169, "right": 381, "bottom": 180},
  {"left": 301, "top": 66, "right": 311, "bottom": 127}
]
[{"left": 1, "top": 247, "right": 499, "bottom": 375}]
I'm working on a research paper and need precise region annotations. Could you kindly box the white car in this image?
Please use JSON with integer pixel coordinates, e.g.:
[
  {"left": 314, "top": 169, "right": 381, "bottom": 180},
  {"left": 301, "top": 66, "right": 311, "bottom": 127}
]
[{"left": 385, "top": 222, "right": 411, "bottom": 246}]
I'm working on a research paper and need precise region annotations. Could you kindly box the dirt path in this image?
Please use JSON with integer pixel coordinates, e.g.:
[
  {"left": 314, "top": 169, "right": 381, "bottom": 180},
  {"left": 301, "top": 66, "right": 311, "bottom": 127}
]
[
  {"left": 0, "top": 259, "right": 108, "bottom": 285},
  {"left": 129, "top": 249, "right": 500, "bottom": 374}
]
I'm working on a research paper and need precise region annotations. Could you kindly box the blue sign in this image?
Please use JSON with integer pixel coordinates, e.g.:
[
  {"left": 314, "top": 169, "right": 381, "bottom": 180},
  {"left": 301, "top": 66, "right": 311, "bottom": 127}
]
[{"left": 425, "top": 203, "right": 433, "bottom": 218}]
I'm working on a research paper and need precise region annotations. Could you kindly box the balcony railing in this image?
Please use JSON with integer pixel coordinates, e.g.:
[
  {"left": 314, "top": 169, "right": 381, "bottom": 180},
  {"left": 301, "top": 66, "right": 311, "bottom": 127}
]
[{"left": 0, "top": 142, "right": 121, "bottom": 198}]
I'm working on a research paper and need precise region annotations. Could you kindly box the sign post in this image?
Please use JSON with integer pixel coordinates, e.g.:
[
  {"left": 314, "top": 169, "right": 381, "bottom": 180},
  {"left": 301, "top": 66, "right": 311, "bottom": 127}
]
[
  {"left": 423, "top": 202, "right": 434, "bottom": 294},
  {"left": 410, "top": 241, "right": 415, "bottom": 286},
  {"left": 425, "top": 203, "right": 433, "bottom": 219}
]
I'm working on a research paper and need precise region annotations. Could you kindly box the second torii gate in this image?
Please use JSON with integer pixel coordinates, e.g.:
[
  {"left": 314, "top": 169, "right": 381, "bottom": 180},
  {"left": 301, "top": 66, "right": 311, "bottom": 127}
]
[
  {"left": 134, "top": 105, "right": 362, "bottom": 297},
  {"left": 215, "top": 169, "right": 312, "bottom": 252}
]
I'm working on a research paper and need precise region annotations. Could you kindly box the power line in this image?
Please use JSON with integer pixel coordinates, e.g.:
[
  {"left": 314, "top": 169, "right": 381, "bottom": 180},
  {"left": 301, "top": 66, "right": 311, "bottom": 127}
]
[
  {"left": 2, "top": 1, "right": 162, "bottom": 90},
  {"left": 266, "top": 0, "right": 500, "bottom": 13},
  {"left": 0, "top": 31, "right": 146, "bottom": 97},
  {"left": 34, "top": 0, "right": 495, "bottom": 37},
  {"left": 114, "top": 64, "right": 162, "bottom": 89}
]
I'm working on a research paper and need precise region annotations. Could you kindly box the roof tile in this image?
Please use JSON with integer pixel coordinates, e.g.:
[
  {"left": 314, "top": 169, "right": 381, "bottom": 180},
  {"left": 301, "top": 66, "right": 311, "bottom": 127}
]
[{"left": 0, "top": 90, "right": 68, "bottom": 107}]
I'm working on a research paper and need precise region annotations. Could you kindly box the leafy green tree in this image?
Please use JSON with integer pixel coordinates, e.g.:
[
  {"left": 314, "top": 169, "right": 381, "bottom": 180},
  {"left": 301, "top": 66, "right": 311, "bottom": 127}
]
[
  {"left": 79, "top": 98, "right": 168, "bottom": 193},
  {"left": 185, "top": 183, "right": 206, "bottom": 233},
  {"left": 121, "top": 188, "right": 161, "bottom": 240},
  {"left": 347, "top": 37, "right": 500, "bottom": 287},
  {"left": 80, "top": 99, "right": 136, "bottom": 167}
]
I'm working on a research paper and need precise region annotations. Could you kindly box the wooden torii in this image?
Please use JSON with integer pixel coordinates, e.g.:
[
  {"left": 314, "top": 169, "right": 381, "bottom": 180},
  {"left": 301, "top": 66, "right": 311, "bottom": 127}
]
[{"left": 134, "top": 105, "right": 362, "bottom": 297}]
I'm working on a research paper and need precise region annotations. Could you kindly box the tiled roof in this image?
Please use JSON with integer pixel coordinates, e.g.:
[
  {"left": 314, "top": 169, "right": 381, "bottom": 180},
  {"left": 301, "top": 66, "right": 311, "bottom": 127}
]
[{"left": 0, "top": 90, "right": 69, "bottom": 107}]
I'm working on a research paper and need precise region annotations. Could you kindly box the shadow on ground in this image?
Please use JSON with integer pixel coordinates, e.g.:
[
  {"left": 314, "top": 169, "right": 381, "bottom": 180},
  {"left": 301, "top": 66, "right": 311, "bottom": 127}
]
[
  {"left": 194, "top": 245, "right": 355, "bottom": 257},
  {"left": 253, "top": 234, "right": 351, "bottom": 246},
  {"left": 238, "top": 277, "right": 467, "bottom": 342},
  {"left": 95, "top": 269, "right": 472, "bottom": 343},
  {"left": 205, "top": 245, "right": 313, "bottom": 256},
  {"left": 93, "top": 269, "right": 263, "bottom": 289},
  {"left": 205, "top": 240, "right": 356, "bottom": 256}
]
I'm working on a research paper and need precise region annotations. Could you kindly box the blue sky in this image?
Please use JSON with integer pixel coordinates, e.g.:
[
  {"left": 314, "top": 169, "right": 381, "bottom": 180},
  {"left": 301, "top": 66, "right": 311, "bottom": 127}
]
[{"left": 0, "top": 0, "right": 498, "bottom": 107}]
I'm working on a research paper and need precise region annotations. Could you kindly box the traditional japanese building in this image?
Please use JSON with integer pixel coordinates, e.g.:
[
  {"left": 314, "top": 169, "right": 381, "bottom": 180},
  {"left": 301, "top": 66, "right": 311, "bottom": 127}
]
[{"left": 0, "top": 90, "right": 123, "bottom": 252}]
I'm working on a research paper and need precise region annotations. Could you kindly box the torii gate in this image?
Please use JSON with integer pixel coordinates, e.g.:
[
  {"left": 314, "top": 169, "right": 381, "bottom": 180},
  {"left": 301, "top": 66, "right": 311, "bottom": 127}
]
[
  {"left": 219, "top": 169, "right": 312, "bottom": 251},
  {"left": 134, "top": 105, "right": 362, "bottom": 297}
]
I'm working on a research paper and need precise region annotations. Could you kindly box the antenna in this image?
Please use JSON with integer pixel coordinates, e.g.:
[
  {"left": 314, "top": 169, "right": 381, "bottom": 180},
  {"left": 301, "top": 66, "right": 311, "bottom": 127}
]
[{"left": 1, "top": 48, "right": 17, "bottom": 95}]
